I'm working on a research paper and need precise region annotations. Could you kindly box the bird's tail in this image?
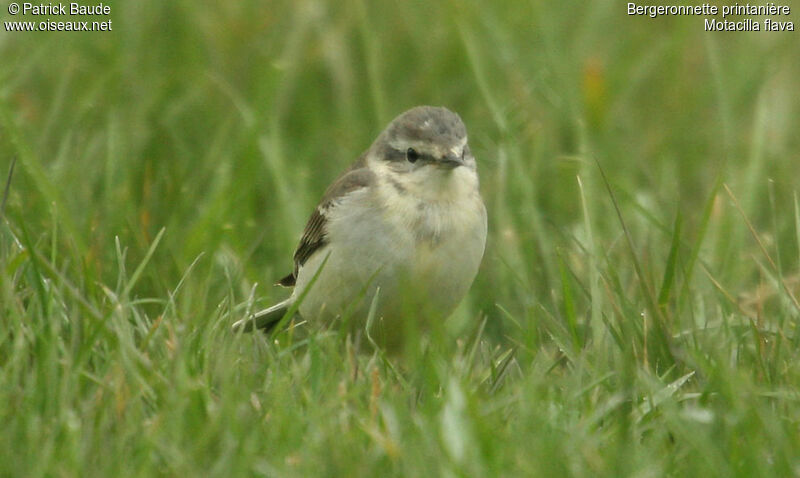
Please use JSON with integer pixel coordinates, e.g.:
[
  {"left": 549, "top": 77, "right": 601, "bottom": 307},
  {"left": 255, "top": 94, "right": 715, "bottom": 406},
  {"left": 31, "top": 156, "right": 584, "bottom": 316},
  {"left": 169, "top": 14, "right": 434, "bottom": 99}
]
[{"left": 232, "top": 298, "right": 294, "bottom": 333}]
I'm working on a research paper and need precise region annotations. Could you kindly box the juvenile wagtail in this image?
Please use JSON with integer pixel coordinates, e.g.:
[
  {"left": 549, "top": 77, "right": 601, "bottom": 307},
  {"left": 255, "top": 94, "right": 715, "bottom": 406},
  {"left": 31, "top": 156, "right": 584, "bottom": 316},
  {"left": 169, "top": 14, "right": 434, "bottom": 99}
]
[{"left": 233, "top": 106, "right": 487, "bottom": 346}]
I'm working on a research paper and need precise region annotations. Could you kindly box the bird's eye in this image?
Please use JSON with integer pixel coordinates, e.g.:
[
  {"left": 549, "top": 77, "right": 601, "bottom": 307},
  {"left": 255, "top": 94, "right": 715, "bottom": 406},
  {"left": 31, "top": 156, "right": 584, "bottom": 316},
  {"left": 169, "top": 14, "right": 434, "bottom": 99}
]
[{"left": 406, "top": 148, "right": 419, "bottom": 163}]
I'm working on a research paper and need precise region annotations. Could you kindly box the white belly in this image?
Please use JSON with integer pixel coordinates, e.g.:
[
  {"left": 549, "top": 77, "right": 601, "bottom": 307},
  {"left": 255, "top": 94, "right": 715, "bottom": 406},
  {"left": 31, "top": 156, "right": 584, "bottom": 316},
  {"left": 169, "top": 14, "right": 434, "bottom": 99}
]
[{"left": 292, "top": 179, "right": 487, "bottom": 336}]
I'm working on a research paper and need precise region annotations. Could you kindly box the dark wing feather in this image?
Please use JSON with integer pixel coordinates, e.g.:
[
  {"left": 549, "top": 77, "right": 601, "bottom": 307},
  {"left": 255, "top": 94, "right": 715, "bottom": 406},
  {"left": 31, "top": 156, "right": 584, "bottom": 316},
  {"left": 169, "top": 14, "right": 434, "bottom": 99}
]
[
  {"left": 276, "top": 154, "right": 375, "bottom": 286},
  {"left": 292, "top": 207, "right": 328, "bottom": 276}
]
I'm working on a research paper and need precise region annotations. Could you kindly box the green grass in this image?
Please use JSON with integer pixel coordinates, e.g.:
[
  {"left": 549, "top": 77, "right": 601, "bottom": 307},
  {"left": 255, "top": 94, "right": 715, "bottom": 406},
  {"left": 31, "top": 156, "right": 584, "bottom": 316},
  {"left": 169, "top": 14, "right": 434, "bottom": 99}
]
[{"left": 2, "top": 0, "right": 800, "bottom": 476}]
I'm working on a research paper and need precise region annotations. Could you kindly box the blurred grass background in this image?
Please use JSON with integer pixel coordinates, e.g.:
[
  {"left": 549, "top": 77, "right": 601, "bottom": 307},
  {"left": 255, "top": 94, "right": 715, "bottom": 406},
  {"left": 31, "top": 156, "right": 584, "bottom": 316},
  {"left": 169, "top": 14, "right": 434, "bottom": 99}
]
[{"left": 1, "top": 0, "right": 800, "bottom": 476}]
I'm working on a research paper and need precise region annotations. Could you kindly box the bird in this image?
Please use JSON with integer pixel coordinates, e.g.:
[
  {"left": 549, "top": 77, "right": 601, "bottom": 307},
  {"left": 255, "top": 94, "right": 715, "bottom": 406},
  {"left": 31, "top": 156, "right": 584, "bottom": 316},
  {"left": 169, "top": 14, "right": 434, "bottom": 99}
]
[{"left": 232, "top": 106, "right": 487, "bottom": 350}]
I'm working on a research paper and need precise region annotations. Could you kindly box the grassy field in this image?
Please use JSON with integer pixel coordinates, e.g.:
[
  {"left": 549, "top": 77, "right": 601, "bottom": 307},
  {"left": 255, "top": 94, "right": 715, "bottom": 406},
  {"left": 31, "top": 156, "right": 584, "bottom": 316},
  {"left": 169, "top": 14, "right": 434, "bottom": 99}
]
[{"left": 2, "top": 0, "right": 800, "bottom": 476}]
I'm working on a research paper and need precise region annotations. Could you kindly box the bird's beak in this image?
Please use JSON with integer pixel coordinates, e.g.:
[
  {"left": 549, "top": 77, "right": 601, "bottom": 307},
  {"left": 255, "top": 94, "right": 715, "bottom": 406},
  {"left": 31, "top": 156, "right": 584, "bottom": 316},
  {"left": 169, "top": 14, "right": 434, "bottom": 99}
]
[{"left": 437, "top": 153, "right": 464, "bottom": 169}]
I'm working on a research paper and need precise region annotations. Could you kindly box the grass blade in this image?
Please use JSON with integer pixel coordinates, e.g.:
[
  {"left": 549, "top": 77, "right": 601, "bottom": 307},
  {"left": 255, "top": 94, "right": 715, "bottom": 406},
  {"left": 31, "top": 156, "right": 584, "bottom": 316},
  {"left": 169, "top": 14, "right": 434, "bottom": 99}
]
[
  {"left": 658, "top": 210, "right": 682, "bottom": 307},
  {"left": 0, "top": 157, "right": 15, "bottom": 221},
  {"left": 121, "top": 227, "right": 166, "bottom": 300}
]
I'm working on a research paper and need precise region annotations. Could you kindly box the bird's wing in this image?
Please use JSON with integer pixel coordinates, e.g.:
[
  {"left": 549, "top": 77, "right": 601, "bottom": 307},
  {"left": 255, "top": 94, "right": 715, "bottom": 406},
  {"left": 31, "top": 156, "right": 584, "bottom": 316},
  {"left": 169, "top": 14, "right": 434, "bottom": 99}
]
[{"left": 277, "top": 153, "right": 375, "bottom": 287}]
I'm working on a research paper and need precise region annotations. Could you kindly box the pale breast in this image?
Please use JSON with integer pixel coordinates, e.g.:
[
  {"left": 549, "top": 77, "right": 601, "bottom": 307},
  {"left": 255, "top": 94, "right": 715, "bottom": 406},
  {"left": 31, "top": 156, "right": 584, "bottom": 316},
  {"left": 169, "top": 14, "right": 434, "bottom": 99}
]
[
  {"left": 294, "top": 168, "right": 487, "bottom": 331},
  {"left": 377, "top": 168, "right": 487, "bottom": 317}
]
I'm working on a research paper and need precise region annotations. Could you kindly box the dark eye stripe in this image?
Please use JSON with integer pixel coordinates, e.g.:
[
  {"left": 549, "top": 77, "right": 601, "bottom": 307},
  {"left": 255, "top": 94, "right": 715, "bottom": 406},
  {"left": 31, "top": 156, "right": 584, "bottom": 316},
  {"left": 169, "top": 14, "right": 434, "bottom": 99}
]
[
  {"left": 383, "top": 148, "right": 407, "bottom": 162},
  {"left": 383, "top": 147, "right": 434, "bottom": 163}
]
